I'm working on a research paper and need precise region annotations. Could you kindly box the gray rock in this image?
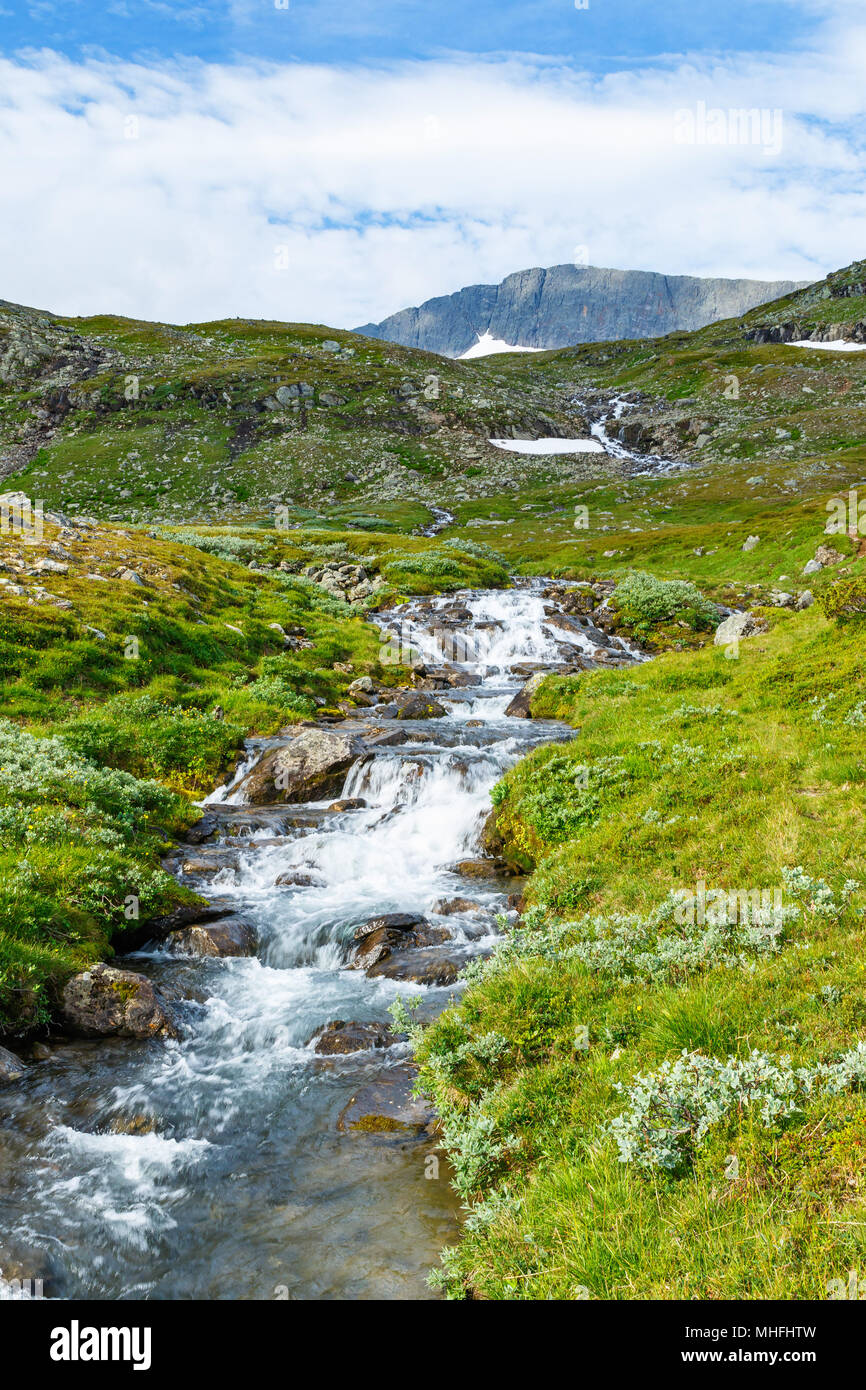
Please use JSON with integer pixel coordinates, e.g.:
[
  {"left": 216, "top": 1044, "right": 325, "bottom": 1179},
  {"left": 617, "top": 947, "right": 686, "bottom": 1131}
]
[
  {"left": 796, "top": 590, "right": 815, "bottom": 610},
  {"left": 802, "top": 558, "right": 823, "bottom": 576},
  {"left": 814, "top": 545, "right": 845, "bottom": 567},
  {"left": 310, "top": 1020, "right": 400, "bottom": 1055},
  {"left": 355, "top": 264, "right": 808, "bottom": 357},
  {"left": 505, "top": 671, "right": 548, "bottom": 719},
  {"left": 354, "top": 912, "right": 426, "bottom": 942},
  {"left": 713, "top": 611, "right": 769, "bottom": 646},
  {"left": 240, "top": 729, "right": 365, "bottom": 804},
  {"left": 742, "top": 535, "right": 760, "bottom": 552},
  {"left": 168, "top": 916, "right": 258, "bottom": 958},
  {"left": 61, "top": 965, "right": 178, "bottom": 1039},
  {"left": 393, "top": 692, "right": 447, "bottom": 720},
  {"left": 0, "top": 1045, "right": 27, "bottom": 1084},
  {"left": 366, "top": 947, "right": 459, "bottom": 986}
]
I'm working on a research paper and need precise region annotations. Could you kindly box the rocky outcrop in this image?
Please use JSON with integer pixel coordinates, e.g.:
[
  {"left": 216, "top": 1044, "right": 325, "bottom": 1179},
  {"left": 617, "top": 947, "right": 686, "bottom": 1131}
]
[
  {"left": 239, "top": 729, "right": 365, "bottom": 804},
  {"left": 356, "top": 264, "right": 807, "bottom": 357},
  {"left": 350, "top": 912, "right": 457, "bottom": 982},
  {"left": 351, "top": 912, "right": 428, "bottom": 969},
  {"left": 434, "top": 896, "right": 483, "bottom": 915},
  {"left": 393, "top": 692, "right": 448, "bottom": 720},
  {"left": 60, "top": 965, "right": 178, "bottom": 1039}
]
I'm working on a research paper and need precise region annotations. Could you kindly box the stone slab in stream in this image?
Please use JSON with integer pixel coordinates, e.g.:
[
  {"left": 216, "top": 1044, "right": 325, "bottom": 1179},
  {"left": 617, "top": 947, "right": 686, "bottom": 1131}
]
[{"left": 338, "top": 1065, "right": 438, "bottom": 1136}]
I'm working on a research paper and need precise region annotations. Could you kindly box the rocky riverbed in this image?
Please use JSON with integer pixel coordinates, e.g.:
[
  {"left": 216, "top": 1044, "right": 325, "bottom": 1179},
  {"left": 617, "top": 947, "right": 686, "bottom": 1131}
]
[{"left": 0, "top": 581, "right": 639, "bottom": 1300}]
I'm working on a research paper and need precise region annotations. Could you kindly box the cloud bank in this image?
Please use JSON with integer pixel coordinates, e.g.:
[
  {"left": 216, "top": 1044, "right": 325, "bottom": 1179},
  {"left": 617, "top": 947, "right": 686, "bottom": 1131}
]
[{"left": 0, "top": 28, "right": 864, "bottom": 327}]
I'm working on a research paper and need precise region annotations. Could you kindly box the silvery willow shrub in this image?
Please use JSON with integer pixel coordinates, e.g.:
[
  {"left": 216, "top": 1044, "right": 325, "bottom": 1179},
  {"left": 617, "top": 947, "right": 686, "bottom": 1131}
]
[
  {"left": 244, "top": 676, "right": 317, "bottom": 717},
  {"left": 274, "top": 572, "right": 353, "bottom": 616},
  {"left": 613, "top": 572, "right": 720, "bottom": 631},
  {"left": 610, "top": 1043, "right": 866, "bottom": 1170},
  {"left": 781, "top": 866, "right": 860, "bottom": 920},
  {"left": 382, "top": 552, "right": 464, "bottom": 579},
  {"left": 435, "top": 1092, "right": 521, "bottom": 1200},
  {"left": 61, "top": 695, "right": 245, "bottom": 785},
  {"left": 444, "top": 538, "right": 507, "bottom": 569},
  {"left": 661, "top": 703, "right": 739, "bottom": 724},
  {"left": 467, "top": 891, "right": 790, "bottom": 988},
  {"left": 0, "top": 719, "right": 182, "bottom": 834},
  {"left": 158, "top": 529, "right": 264, "bottom": 562}
]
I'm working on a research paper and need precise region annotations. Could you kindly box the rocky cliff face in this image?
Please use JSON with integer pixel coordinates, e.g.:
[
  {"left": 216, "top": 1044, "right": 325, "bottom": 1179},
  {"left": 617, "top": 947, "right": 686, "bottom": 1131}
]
[{"left": 356, "top": 264, "right": 809, "bottom": 357}]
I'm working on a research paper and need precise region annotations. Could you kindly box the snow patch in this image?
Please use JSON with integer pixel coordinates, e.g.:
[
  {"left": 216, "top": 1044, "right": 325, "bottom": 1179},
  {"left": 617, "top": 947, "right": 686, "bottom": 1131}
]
[
  {"left": 460, "top": 332, "right": 543, "bottom": 359},
  {"left": 787, "top": 339, "right": 866, "bottom": 353},
  {"left": 489, "top": 437, "right": 604, "bottom": 455}
]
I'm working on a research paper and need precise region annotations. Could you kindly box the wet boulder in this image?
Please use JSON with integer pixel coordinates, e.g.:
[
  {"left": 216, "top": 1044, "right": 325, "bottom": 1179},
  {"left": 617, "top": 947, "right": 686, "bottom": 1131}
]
[
  {"left": 393, "top": 693, "right": 448, "bottom": 720},
  {"left": 328, "top": 797, "right": 367, "bottom": 811},
  {"left": 240, "top": 730, "right": 365, "bottom": 804},
  {"left": 183, "top": 814, "right": 219, "bottom": 845},
  {"left": 455, "top": 857, "right": 516, "bottom": 879},
  {"left": 338, "top": 1065, "right": 437, "bottom": 1135},
  {"left": 434, "top": 896, "right": 483, "bottom": 915},
  {"left": 504, "top": 671, "right": 548, "bottom": 719},
  {"left": 61, "top": 965, "right": 178, "bottom": 1040},
  {"left": 168, "top": 915, "right": 258, "bottom": 958},
  {"left": 274, "top": 869, "right": 322, "bottom": 888},
  {"left": 180, "top": 852, "right": 239, "bottom": 879},
  {"left": 351, "top": 914, "right": 452, "bottom": 974},
  {"left": 414, "top": 666, "right": 481, "bottom": 690},
  {"left": 0, "top": 1046, "right": 27, "bottom": 1085},
  {"left": 310, "top": 1020, "right": 402, "bottom": 1055},
  {"left": 352, "top": 913, "right": 426, "bottom": 970},
  {"left": 367, "top": 948, "right": 460, "bottom": 987},
  {"left": 355, "top": 912, "right": 426, "bottom": 940}
]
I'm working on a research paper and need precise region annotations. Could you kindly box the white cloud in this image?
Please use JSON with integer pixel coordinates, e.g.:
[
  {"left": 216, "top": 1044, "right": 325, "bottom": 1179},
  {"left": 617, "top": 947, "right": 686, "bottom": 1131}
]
[{"left": 0, "top": 31, "right": 864, "bottom": 328}]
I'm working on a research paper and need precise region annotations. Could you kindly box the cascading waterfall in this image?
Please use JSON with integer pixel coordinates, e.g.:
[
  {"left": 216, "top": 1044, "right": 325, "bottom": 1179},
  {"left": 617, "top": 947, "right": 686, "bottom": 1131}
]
[{"left": 0, "top": 580, "right": 632, "bottom": 1302}]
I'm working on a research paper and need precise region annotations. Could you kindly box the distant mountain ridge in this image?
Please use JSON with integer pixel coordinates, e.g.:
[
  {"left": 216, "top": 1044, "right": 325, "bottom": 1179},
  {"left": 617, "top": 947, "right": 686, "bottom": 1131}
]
[{"left": 356, "top": 264, "right": 811, "bottom": 357}]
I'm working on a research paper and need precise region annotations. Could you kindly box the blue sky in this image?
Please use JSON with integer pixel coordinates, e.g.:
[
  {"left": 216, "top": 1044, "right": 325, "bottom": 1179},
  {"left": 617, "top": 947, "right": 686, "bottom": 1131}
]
[
  {"left": 0, "top": 0, "right": 862, "bottom": 326},
  {"left": 3, "top": 0, "right": 822, "bottom": 68}
]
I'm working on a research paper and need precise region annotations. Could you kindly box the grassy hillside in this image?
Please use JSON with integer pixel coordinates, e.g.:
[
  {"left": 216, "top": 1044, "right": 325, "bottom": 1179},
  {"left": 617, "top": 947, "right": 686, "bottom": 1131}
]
[
  {"left": 410, "top": 603, "right": 866, "bottom": 1299},
  {"left": 0, "top": 305, "right": 586, "bottom": 525},
  {"left": 0, "top": 510, "right": 506, "bottom": 1035},
  {"left": 3, "top": 260, "right": 866, "bottom": 1299}
]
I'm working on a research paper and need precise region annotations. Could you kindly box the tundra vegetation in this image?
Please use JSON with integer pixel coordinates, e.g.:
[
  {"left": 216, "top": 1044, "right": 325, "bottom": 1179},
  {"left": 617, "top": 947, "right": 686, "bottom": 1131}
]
[{"left": 2, "top": 261, "right": 866, "bottom": 1297}]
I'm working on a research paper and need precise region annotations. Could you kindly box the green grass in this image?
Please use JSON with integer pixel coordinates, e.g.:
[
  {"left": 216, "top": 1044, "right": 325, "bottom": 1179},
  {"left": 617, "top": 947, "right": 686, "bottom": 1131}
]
[{"left": 412, "top": 605, "right": 866, "bottom": 1299}]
